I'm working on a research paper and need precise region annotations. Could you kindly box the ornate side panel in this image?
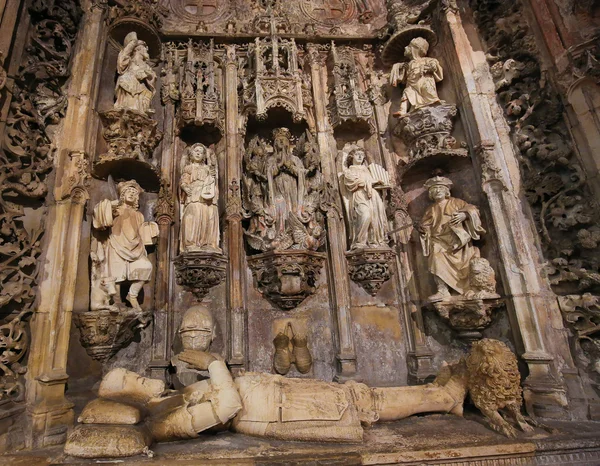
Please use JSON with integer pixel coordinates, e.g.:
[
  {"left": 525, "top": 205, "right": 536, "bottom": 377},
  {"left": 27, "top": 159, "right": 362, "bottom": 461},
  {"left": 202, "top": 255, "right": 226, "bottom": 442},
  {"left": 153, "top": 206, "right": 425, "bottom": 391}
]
[{"left": 0, "top": 0, "right": 82, "bottom": 447}]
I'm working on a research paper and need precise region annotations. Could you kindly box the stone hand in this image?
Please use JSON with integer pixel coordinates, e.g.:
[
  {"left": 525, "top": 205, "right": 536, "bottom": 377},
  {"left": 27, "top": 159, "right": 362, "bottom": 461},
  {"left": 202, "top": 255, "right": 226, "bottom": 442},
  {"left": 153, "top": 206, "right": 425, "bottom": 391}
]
[
  {"left": 178, "top": 349, "right": 216, "bottom": 371},
  {"left": 450, "top": 212, "right": 467, "bottom": 225}
]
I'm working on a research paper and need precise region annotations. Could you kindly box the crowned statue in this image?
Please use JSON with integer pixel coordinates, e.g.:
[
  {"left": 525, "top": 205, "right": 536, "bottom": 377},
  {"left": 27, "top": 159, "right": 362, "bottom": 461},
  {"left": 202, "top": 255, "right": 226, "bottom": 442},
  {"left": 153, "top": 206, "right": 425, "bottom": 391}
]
[
  {"left": 390, "top": 37, "right": 443, "bottom": 117},
  {"left": 114, "top": 32, "right": 157, "bottom": 114},
  {"left": 179, "top": 143, "right": 221, "bottom": 254}
]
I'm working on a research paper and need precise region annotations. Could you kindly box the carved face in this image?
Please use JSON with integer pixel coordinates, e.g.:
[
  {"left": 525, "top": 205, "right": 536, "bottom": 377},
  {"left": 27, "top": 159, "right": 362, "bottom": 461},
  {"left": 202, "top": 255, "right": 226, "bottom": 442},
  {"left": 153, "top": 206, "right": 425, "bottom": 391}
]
[
  {"left": 121, "top": 187, "right": 140, "bottom": 206},
  {"left": 350, "top": 149, "right": 366, "bottom": 166},
  {"left": 180, "top": 329, "right": 213, "bottom": 352},
  {"left": 428, "top": 185, "right": 450, "bottom": 202},
  {"left": 190, "top": 145, "right": 206, "bottom": 163},
  {"left": 134, "top": 42, "right": 150, "bottom": 61}
]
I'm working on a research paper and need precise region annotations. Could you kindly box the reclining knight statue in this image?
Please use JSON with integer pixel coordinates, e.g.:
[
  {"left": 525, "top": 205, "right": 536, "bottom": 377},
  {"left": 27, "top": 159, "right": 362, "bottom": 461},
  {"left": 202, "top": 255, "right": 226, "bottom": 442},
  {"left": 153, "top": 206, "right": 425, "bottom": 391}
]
[{"left": 65, "top": 305, "right": 533, "bottom": 458}]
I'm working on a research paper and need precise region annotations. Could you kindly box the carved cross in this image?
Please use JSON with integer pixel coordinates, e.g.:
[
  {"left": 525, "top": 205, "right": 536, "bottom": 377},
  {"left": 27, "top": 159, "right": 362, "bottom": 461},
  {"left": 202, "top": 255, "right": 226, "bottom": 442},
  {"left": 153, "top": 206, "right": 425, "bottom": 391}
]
[
  {"left": 183, "top": 0, "right": 217, "bottom": 15},
  {"left": 312, "top": 0, "right": 345, "bottom": 20}
]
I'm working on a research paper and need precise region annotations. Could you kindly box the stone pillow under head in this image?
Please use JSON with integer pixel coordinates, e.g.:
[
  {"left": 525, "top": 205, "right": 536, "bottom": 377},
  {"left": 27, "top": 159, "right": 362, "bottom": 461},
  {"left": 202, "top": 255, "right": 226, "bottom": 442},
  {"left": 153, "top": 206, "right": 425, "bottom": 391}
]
[
  {"left": 99, "top": 368, "right": 165, "bottom": 406},
  {"left": 64, "top": 424, "right": 152, "bottom": 458},
  {"left": 78, "top": 398, "right": 142, "bottom": 425}
]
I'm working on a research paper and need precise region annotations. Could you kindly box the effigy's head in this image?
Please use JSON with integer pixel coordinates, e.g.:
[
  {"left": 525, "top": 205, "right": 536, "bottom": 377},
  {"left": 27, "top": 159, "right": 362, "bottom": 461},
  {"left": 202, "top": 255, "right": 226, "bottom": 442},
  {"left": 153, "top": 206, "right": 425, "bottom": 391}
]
[
  {"left": 424, "top": 176, "right": 452, "bottom": 201},
  {"left": 405, "top": 37, "right": 430, "bottom": 59},
  {"left": 273, "top": 128, "right": 292, "bottom": 151},
  {"left": 179, "top": 304, "right": 215, "bottom": 352},
  {"left": 117, "top": 180, "right": 143, "bottom": 208},
  {"left": 99, "top": 368, "right": 165, "bottom": 405}
]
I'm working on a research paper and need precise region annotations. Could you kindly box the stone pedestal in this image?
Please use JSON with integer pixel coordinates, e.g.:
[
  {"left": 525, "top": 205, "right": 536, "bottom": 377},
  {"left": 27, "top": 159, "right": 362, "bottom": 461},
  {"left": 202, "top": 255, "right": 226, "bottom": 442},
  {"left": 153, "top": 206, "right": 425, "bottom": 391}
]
[
  {"left": 247, "top": 250, "right": 326, "bottom": 310},
  {"left": 427, "top": 296, "right": 504, "bottom": 342},
  {"left": 174, "top": 251, "right": 228, "bottom": 300},
  {"left": 73, "top": 309, "right": 151, "bottom": 363},
  {"left": 94, "top": 109, "right": 163, "bottom": 191},
  {"left": 346, "top": 248, "right": 396, "bottom": 296}
]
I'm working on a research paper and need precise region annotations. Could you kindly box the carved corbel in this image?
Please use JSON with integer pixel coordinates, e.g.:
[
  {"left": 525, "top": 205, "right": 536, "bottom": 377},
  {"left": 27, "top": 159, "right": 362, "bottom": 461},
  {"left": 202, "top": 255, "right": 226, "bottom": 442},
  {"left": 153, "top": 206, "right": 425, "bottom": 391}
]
[
  {"left": 475, "top": 142, "right": 508, "bottom": 191},
  {"left": 55, "top": 151, "right": 91, "bottom": 204}
]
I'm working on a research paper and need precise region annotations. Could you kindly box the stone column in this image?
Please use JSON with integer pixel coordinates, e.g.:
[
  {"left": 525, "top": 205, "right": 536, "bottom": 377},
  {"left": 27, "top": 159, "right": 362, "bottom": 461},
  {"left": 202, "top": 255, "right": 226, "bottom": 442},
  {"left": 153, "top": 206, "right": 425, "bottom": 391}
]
[
  {"left": 223, "top": 45, "right": 247, "bottom": 371},
  {"left": 26, "top": 1, "right": 104, "bottom": 446},
  {"left": 307, "top": 45, "right": 357, "bottom": 379},
  {"left": 368, "top": 74, "right": 436, "bottom": 383},
  {"left": 442, "top": 6, "right": 576, "bottom": 418},
  {"left": 149, "top": 96, "right": 177, "bottom": 380}
]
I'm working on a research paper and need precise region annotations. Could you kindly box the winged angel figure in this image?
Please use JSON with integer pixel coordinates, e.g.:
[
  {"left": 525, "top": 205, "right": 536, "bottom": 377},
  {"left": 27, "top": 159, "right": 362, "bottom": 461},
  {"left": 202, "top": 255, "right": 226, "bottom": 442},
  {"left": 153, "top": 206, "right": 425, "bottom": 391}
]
[{"left": 242, "top": 129, "right": 325, "bottom": 253}]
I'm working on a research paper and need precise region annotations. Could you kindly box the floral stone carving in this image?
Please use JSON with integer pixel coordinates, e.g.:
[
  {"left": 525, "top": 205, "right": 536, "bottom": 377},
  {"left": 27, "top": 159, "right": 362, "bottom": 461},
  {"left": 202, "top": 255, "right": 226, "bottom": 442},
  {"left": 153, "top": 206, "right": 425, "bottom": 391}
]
[
  {"left": 393, "top": 104, "right": 468, "bottom": 175},
  {"left": 247, "top": 250, "right": 326, "bottom": 310},
  {"left": 94, "top": 109, "right": 163, "bottom": 191},
  {"left": 174, "top": 251, "right": 228, "bottom": 300},
  {"left": 74, "top": 309, "right": 150, "bottom": 363},
  {"left": 346, "top": 248, "right": 396, "bottom": 296}
]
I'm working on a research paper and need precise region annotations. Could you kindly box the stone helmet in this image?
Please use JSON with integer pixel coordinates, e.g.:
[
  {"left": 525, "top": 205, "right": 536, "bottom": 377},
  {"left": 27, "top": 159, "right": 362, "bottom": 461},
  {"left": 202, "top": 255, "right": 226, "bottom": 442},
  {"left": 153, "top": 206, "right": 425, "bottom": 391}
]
[{"left": 179, "top": 304, "right": 215, "bottom": 352}]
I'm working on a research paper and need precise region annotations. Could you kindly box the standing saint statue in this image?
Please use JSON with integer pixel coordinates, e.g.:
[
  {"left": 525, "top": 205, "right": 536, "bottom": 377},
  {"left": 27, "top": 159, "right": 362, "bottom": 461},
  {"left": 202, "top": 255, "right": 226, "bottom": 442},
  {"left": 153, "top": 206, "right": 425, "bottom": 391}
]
[
  {"left": 92, "top": 180, "right": 159, "bottom": 311},
  {"left": 114, "top": 32, "right": 157, "bottom": 114},
  {"left": 390, "top": 37, "right": 443, "bottom": 117},
  {"left": 179, "top": 143, "right": 221, "bottom": 253},
  {"left": 339, "top": 146, "right": 390, "bottom": 250},
  {"left": 419, "top": 176, "right": 486, "bottom": 301}
]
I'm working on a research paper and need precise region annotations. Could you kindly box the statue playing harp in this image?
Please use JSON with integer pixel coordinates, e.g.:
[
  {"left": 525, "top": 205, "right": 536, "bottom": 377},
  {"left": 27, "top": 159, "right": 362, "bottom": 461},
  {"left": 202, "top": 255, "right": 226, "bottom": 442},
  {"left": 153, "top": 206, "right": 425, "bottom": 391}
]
[
  {"left": 179, "top": 143, "right": 221, "bottom": 254},
  {"left": 339, "top": 145, "right": 391, "bottom": 250}
]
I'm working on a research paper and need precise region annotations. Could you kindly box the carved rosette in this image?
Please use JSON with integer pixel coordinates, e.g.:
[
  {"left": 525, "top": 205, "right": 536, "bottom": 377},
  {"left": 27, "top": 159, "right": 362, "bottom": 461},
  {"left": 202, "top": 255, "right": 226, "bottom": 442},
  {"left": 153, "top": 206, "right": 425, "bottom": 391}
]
[
  {"left": 174, "top": 251, "right": 228, "bottom": 300},
  {"left": 429, "top": 297, "right": 504, "bottom": 342},
  {"left": 94, "top": 109, "right": 163, "bottom": 191},
  {"left": 247, "top": 250, "right": 326, "bottom": 310},
  {"left": 346, "top": 248, "right": 396, "bottom": 296},
  {"left": 74, "top": 309, "right": 151, "bottom": 363},
  {"left": 394, "top": 104, "right": 468, "bottom": 176}
]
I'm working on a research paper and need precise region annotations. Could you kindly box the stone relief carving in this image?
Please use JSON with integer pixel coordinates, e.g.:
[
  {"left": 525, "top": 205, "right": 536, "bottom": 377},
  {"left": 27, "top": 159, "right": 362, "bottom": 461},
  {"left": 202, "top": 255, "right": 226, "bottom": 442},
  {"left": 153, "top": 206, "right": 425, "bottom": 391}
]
[
  {"left": 272, "top": 322, "right": 313, "bottom": 375},
  {"left": 243, "top": 128, "right": 326, "bottom": 309},
  {"left": 162, "top": 40, "right": 224, "bottom": 131},
  {"left": 64, "top": 337, "right": 535, "bottom": 458},
  {"left": 241, "top": 37, "right": 310, "bottom": 124},
  {"left": 338, "top": 144, "right": 396, "bottom": 295},
  {"left": 419, "top": 176, "right": 501, "bottom": 337},
  {"left": 179, "top": 143, "right": 221, "bottom": 254},
  {"left": 327, "top": 43, "right": 374, "bottom": 133},
  {"left": 0, "top": 0, "right": 82, "bottom": 399},
  {"left": 471, "top": 0, "right": 600, "bottom": 373}
]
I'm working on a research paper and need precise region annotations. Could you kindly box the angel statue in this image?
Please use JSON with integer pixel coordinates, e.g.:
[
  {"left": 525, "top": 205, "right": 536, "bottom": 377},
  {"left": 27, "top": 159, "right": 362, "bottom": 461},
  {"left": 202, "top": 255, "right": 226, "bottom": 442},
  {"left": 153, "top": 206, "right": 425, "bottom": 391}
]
[
  {"left": 114, "top": 32, "right": 157, "bottom": 114},
  {"left": 179, "top": 143, "right": 221, "bottom": 254},
  {"left": 389, "top": 37, "right": 443, "bottom": 117},
  {"left": 339, "top": 145, "right": 390, "bottom": 250}
]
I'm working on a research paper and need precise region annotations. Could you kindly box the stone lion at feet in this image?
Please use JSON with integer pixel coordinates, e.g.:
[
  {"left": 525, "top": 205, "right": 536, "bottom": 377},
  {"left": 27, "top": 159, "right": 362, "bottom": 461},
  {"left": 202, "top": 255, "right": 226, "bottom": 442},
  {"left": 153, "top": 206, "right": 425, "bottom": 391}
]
[
  {"left": 465, "top": 258, "right": 499, "bottom": 299},
  {"left": 466, "top": 338, "right": 537, "bottom": 438}
]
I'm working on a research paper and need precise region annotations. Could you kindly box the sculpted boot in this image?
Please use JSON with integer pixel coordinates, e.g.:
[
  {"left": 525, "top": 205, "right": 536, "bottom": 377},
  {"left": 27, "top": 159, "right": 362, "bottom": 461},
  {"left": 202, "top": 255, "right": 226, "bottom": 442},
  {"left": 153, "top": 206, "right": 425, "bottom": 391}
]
[
  {"left": 292, "top": 334, "right": 313, "bottom": 374},
  {"left": 273, "top": 331, "right": 292, "bottom": 375}
]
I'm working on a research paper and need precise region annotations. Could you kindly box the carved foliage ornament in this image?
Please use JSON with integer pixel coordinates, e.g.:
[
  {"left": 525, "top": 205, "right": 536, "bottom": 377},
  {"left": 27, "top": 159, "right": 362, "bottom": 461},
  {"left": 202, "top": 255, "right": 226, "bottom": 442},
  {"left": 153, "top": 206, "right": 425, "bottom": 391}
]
[{"left": 0, "top": 0, "right": 82, "bottom": 400}]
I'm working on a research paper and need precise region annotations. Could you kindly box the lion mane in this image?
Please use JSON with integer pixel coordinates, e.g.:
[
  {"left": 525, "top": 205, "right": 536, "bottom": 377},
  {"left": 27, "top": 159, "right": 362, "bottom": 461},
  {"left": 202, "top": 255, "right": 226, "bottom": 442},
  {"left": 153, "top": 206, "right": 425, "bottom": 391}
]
[
  {"left": 467, "top": 258, "right": 497, "bottom": 298},
  {"left": 466, "top": 339, "right": 522, "bottom": 414}
]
